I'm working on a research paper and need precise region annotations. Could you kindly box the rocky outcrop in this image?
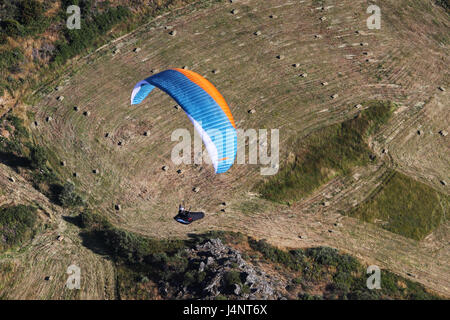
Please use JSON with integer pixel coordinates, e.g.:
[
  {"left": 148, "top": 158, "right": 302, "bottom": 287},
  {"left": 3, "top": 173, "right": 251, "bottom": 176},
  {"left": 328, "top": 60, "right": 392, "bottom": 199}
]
[{"left": 184, "top": 239, "right": 285, "bottom": 300}]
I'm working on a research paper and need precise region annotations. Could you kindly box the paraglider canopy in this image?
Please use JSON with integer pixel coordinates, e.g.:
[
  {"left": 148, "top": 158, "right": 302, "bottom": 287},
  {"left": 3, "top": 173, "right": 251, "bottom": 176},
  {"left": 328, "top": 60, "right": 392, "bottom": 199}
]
[{"left": 131, "top": 69, "right": 237, "bottom": 174}]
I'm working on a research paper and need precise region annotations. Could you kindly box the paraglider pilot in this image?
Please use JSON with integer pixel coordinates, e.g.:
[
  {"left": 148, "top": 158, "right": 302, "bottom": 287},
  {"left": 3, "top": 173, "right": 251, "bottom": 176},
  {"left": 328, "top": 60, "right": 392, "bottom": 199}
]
[{"left": 178, "top": 204, "right": 186, "bottom": 216}]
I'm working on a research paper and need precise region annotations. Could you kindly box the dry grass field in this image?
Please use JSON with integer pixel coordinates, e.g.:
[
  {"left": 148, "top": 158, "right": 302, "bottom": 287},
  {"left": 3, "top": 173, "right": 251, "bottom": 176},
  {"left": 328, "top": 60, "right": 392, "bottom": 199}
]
[{"left": 0, "top": 0, "right": 448, "bottom": 298}]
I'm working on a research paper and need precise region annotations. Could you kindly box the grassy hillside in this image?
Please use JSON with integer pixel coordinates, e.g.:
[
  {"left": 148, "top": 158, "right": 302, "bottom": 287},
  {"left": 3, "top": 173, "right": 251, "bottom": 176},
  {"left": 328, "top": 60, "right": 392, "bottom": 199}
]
[
  {"left": 0, "top": 0, "right": 223, "bottom": 112},
  {"left": 78, "top": 210, "right": 441, "bottom": 300},
  {"left": 349, "top": 170, "right": 449, "bottom": 240},
  {"left": 0, "top": 204, "right": 38, "bottom": 252},
  {"left": 0, "top": 0, "right": 448, "bottom": 299},
  {"left": 260, "top": 101, "right": 395, "bottom": 202}
]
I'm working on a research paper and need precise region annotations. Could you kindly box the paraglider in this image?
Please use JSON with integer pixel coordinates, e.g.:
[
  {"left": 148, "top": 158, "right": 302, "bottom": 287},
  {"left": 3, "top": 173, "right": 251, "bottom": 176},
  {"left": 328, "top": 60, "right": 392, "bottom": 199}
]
[
  {"left": 131, "top": 68, "right": 237, "bottom": 174},
  {"left": 174, "top": 204, "right": 205, "bottom": 225}
]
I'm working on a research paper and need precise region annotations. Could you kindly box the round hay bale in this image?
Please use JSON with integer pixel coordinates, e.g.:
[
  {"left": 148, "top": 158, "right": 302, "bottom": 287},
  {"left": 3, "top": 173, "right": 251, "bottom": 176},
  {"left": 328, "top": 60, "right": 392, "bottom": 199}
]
[
  {"left": 355, "top": 104, "right": 363, "bottom": 109},
  {"left": 331, "top": 94, "right": 339, "bottom": 99},
  {"left": 276, "top": 54, "right": 285, "bottom": 60},
  {"left": 212, "top": 69, "right": 220, "bottom": 74},
  {"left": 144, "top": 131, "right": 150, "bottom": 136},
  {"left": 299, "top": 73, "right": 308, "bottom": 78},
  {"left": 34, "top": 121, "right": 39, "bottom": 127},
  {"left": 169, "top": 30, "right": 177, "bottom": 36},
  {"left": 269, "top": 14, "right": 277, "bottom": 19},
  {"left": 118, "top": 141, "right": 123, "bottom": 146},
  {"left": 60, "top": 160, "right": 66, "bottom": 166},
  {"left": 45, "top": 116, "right": 52, "bottom": 122},
  {"left": 321, "top": 81, "right": 329, "bottom": 86},
  {"left": 438, "top": 86, "right": 445, "bottom": 92},
  {"left": 73, "top": 106, "right": 79, "bottom": 111},
  {"left": 248, "top": 109, "right": 256, "bottom": 114},
  {"left": 439, "top": 130, "right": 448, "bottom": 137},
  {"left": 176, "top": 169, "right": 182, "bottom": 174},
  {"left": 292, "top": 63, "right": 300, "bottom": 68},
  {"left": 162, "top": 166, "right": 168, "bottom": 171},
  {"left": 115, "top": 204, "right": 121, "bottom": 211},
  {"left": 193, "top": 187, "right": 200, "bottom": 193},
  {"left": 73, "top": 172, "right": 78, "bottom": 177},
  {"left": 92, "top": 169, "right": 99, "bottom": 174},
  {"left": 105, "top": 132, "right": 109, "bottom": 138},
  {"left": 57, "top": 96, "right": 64, "bottom": 101},
  {"left": 133, "top": 47, "right": 141, "bottom": 53},
  {"left": 231, "top": 9, "right": 238, "bottom": 14},
  {"left": 83, "top": 111, "right": 90, "bottom": 116},
  {"left": 440, "top": 180, "right": 447, "bottom": 186},
  {"left": 254, "top": 30, "right": 262, "bottom": 36},
  {"left": 8, "top": 176, "right": 15, "bottom": 183}
]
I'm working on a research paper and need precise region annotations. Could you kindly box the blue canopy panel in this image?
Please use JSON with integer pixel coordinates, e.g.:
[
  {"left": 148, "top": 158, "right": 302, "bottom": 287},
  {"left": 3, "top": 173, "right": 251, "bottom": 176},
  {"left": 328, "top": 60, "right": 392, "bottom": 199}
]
[{"left": 131, "top": 69, "right": 237, "bottom": 173}]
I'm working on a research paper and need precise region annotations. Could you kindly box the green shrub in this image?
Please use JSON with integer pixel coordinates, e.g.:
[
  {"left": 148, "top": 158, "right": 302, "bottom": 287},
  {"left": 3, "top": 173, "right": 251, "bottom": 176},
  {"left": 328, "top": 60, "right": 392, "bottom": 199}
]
[
  {"left": 224, "top": 270, "right": 242, "bottom": 290},
  {"left": 98, "top": 227, "right": 184, "bottom": 265},
  {"left": 6, "top": 114, "right": 28, "bottom": 139},
  {"left": 306, "top": 247, "right": 360, "bottom": 273},
  {"left": 17, "top": 0, "right": 44, "bottom": 26},
  {"left": 0, "top": 204, "right": 38, "bottom": 251},
  {"left": 0, "top": 48, "right": 24, "bottom": 76},
  {"left": 79, "top": 209, "right": 112, "bottom": 230},
  {"left": 29, "top": 145, "right": 48, "bottom": 169},
  {"left": 0, "top": 19, "right": 25, "bottom": 37},
  {"left": 57, "top": 182, "right": 84, "bottom": 207},
  {"left": 293, "top": 277, "right": 302, "bottom": 284},
  {"left": 298, "top": 293, "right": 323, "bottom": 300},
  {"left": 53, "top": 6, "right": 130, "bottom": 65}
]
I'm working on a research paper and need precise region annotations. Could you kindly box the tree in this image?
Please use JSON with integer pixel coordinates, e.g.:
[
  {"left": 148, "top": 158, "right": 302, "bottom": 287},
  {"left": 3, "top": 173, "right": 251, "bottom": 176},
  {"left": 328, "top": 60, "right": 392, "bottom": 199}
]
[
  {"left": 18, "top": 0, "right": 44, "bottom": 26},
  {"left": 29, "top": 145, "right": 47, "bottom": 169},
  {"left": 58, "top": 182, "right": 83, "bottom": 207}
]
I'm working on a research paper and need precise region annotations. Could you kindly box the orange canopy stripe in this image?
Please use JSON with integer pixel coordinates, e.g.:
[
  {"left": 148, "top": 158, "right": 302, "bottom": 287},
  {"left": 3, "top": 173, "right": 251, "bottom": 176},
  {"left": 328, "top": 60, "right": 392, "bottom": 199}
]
[{"left": 172, "top": 68, "right": 236, "bottom": 128}]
